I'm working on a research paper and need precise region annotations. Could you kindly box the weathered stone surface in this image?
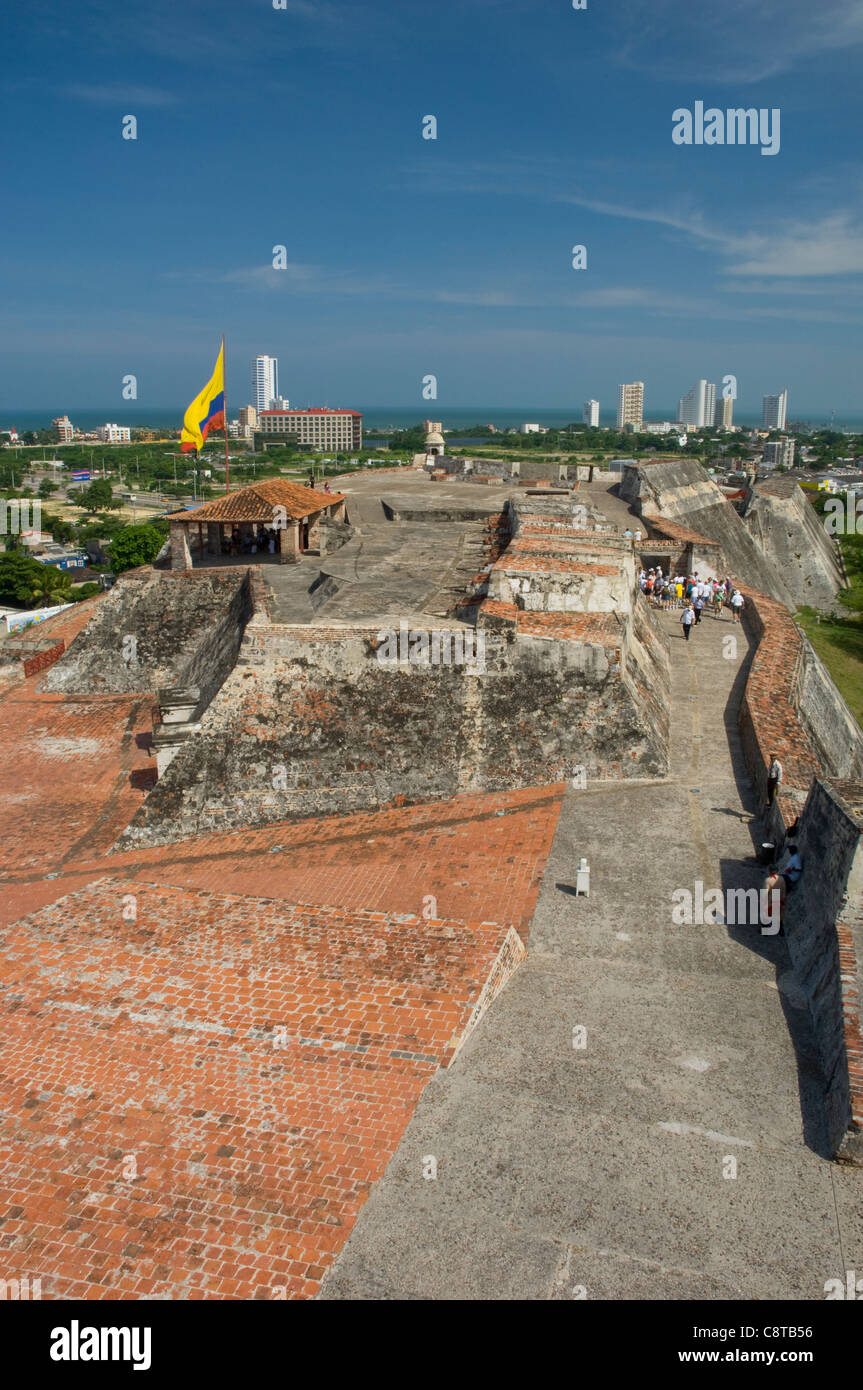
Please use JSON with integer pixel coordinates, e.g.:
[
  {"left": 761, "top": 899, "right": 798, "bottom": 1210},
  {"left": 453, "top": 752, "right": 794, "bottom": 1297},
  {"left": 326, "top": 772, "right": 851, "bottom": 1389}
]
[
  {"left": 782, "top": 779, "right": 863, "bottom": 1155},
  {"left": 743, "top": 476, "right": 843, "bottom": 611},
  {"left": 115, "top": 489, "right": 671, "bottom": 850},
  {"left": 40, "top": 567, "right": 253, "bottom": 706},
  {"left": 115, "top": 609, "right": 670, "bottom": 849}
]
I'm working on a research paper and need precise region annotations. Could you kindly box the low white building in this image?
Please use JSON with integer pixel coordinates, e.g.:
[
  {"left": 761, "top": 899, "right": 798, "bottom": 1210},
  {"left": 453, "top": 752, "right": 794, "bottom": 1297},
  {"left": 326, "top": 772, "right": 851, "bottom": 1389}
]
[
  {"left": 97, "top": 422, "right": 131, "bottom": 443},
  {"left": 762, "top": 437, "right": 796, "bottom": 470}
]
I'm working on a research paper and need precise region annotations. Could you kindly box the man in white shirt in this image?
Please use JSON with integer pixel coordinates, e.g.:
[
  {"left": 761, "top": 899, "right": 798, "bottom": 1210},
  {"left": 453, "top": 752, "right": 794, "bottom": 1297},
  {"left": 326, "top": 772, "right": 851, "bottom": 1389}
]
[
  {"left": 780, "top": 843, "right": 802, "bottom": 893},
  {"left": 767, "top": 755, "right": 783, "bottom": 806}
]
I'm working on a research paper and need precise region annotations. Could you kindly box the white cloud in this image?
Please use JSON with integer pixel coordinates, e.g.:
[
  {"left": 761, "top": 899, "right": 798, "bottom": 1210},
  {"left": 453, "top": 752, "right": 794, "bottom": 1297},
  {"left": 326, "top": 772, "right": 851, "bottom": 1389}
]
[
  {"left": 66, "top": 82, "right": 177, "bottom": 107},
  {"left": 722, "top": 215, "right": 863, "bottom": 276},
  {"left": 217, "top": 263, "right": 320, "bottom": 287},
  {"left": 614, "top": 0, "right": 863, "bottom": 83}
]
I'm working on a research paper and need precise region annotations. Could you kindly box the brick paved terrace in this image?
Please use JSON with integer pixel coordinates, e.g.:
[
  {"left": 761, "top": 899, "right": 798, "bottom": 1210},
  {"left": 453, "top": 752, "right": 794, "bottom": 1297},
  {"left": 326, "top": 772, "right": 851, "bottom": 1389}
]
[
  {"left": 0, "top": 630, "right": 564, "bottom": 1298},
  {"left": 0, "top": 880, "right": 525, "bottom": 1299}
]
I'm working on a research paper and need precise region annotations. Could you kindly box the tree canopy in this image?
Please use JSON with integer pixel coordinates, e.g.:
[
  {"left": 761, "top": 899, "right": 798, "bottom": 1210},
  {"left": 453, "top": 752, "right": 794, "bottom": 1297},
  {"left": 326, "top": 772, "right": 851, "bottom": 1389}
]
[
  {"left": 109, "top": 523, "right": 167, "bottom": 573},
  {"left": 76, "top": 479, "right": 118, "bottom": 513}
]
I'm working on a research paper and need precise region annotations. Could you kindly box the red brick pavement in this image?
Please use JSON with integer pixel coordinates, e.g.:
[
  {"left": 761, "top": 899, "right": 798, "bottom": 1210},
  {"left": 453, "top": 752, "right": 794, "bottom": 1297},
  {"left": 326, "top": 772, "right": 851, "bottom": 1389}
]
[
  {"left": 82, "top": 785, "right": 564, "bottom": 934},
  {"left": 0, "top": 686, "right": 154, "bottom": 879},
  {"left": 0, "top": 640, "right": 564, "bottom": 1299},
  {"left": 0, "top": 879, "right": 523, "bottom": 1299}
]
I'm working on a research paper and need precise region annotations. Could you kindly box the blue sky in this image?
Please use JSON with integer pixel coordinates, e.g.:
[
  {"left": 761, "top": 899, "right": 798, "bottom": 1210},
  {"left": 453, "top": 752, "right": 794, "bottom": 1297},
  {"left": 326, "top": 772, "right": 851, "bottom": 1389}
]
[{"left": 2, "top": 0, "right": 863, "bottom": 418}]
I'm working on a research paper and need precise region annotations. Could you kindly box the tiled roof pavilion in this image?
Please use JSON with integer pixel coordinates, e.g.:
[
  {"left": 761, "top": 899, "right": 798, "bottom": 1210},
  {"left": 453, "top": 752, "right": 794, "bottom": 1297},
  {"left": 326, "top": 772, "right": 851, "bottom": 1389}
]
[
  {"left": 168, "top": 479, "right": 345, "bottom": 524},
  {"left": 168, "top": 479, "right": 347, "bottom": 567}
]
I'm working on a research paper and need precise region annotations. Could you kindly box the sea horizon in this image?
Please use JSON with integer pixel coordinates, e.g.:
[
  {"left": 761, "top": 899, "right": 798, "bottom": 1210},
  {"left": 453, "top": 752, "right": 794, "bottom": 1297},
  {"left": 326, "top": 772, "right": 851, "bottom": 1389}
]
[{"left": 2, "top": 405, "right": 861, "bottom": 434}]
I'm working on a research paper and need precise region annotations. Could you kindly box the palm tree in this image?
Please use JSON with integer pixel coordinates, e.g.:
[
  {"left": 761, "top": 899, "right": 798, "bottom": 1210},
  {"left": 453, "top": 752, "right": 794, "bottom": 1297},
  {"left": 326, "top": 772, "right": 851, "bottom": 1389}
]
[{"left": 31, "top": 565, "right": 73, "bottom": 607}]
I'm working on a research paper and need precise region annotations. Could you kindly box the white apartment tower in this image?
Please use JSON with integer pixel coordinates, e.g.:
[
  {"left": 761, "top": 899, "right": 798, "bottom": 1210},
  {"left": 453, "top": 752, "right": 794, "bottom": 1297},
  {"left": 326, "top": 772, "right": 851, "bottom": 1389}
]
[
  {"left": 616, "top": 382, "right": 644, "bottom": 430},
  {"left": 762, "top": 390, "right": 788, "bottom": 430},
  {"left": 253, "top": 356, "right": 279, "bottom": 414},
  {"left": 677, "top": 380, "right": 716, "bottom": 429},
  {"left": 583, "top": 399, "right": 600, "bottom": 427},
  {"left": 705, "top": 381, "right": 716, "bottom": 428}
]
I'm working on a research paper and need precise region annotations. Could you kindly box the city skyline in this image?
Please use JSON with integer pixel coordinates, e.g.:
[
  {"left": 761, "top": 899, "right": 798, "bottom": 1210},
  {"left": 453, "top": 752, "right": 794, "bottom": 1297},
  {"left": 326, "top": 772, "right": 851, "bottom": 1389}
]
[{"left": 1, "top": 1, "right": 862, "bottom": 415}]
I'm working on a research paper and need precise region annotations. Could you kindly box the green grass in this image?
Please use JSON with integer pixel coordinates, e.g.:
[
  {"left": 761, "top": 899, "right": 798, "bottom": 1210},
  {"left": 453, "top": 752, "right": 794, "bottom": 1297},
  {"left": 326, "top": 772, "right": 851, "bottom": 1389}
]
[
  {"left": 796, "top": 603, "right": 863, "bottom": 727},
  {"left": 792, "top": 496, "right": 863, "bottom": 724}
]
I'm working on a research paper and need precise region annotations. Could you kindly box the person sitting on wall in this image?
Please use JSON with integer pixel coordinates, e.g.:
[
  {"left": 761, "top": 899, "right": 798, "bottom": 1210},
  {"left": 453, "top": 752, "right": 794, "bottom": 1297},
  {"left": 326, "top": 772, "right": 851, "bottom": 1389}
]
[
  {"left": 779, "top": 842, "right": 803, "bottom": 894},
  {"left": 763, "top": 867, "right": 787, "bottom": 930}
]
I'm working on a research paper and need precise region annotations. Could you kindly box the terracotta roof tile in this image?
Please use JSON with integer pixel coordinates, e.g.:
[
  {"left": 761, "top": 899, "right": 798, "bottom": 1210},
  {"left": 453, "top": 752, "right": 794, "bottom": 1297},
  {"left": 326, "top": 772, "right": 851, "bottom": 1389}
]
[{"left": 169, "top": 479, "right": 345, "bottom": 524}]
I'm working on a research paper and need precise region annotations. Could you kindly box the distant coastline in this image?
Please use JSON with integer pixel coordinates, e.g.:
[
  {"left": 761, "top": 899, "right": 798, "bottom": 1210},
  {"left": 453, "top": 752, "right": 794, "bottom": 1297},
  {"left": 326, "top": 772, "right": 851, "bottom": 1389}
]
[{"left": 1, "top": 405, "right": 860, "bottom": 434}]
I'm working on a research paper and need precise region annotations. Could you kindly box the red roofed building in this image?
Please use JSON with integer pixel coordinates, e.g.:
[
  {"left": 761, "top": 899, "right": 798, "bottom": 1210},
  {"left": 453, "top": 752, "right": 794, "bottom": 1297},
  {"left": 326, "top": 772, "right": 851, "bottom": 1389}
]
[
  {"left": 258, "top": 407, "right": 362, "bottom": 452},
  {"left": 167, "top": 479, "right": 346, "bottom": 568}
]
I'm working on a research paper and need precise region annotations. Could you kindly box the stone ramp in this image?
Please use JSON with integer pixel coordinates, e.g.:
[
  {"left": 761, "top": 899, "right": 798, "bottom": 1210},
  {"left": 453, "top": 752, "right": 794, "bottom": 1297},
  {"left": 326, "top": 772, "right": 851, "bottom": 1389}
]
[{"left": 320, "top": 607, "right": 863, "bottom": 1300}]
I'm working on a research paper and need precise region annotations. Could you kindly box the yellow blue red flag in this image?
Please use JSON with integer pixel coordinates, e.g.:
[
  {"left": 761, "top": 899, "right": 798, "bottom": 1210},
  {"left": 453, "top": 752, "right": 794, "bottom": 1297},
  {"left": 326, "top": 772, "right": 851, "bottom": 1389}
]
[{"left": 181, "top": 341, "right": 225, "bottom": 453}]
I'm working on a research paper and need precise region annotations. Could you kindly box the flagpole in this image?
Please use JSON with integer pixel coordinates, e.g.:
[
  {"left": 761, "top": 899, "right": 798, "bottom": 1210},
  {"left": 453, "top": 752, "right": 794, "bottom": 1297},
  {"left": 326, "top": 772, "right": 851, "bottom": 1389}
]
[{"left": 222, "top": 334, "right": 230, "bottom": 495}]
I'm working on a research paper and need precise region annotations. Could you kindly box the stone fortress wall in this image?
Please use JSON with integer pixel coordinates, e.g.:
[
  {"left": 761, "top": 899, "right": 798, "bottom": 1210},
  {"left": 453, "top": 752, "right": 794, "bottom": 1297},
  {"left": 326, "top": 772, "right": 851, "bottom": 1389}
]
[
  {"left": 742, "top": 473, "right": 845, "bottom": 611},
  {"left": 38, "top": 457, "right": 863, "bottom": 1158},
  {"left": 115, "top": 491, "right": 671, "bottom": 850},
  {"left": 40, "top": 568, "right": 254, "bottom": 705},
  {"left": 780, "top": 779, "right": 863, "bottom": 1160}
]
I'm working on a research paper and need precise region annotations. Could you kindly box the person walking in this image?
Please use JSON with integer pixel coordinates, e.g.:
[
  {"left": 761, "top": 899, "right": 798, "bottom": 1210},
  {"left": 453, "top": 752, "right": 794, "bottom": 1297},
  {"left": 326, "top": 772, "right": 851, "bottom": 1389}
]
[
  {"left": 681, "top": 603, "right": 695, "bottom": 641},
  {"left": 693, "top": 592, "right": 705, "bottom": 624},
  {"left": 713, "top": 586, "right": 724, "bottom": 619},
  {"left": 767, "top": 755, "right": 783, "bottom": 806},
  {"left": 731, "top": 589, "right": 744, "bottom": 622}
]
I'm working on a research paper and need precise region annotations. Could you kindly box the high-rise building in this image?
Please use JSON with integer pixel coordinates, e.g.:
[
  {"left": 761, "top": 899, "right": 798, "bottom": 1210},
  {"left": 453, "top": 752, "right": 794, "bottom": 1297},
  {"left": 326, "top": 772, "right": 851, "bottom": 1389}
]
[
  {"left": 258, "top": 407, "right": 362, "bottom": 452},
  {"left": 253, "top": 356, "right": 279, "bottom": 414},
  {"left": 677, "top": 380, "right": 716, "bottom": 428},
  {"left": 53, "top": 415, "right": 74, "bottom": 443},
  {"left": 238, "top": 405, "right": 257, "bottom": 430},
  {"left": 583, "top": 399, "right": 600, "bottom": 427},
  {"left": 617, "top": 382, "right": 643, "bottom": 431},
  {"left": 762, "top": 390, "right": 788, "bottom": 430},
  {"left": 715, "top": 395, "right": 734, "bottom": 429}
]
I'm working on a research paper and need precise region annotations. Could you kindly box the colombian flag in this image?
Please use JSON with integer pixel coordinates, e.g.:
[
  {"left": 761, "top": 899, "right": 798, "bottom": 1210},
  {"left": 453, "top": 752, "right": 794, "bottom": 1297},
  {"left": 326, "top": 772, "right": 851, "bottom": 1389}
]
[{"left": 180, "top": 341, "right": 225, "bottom": 453}]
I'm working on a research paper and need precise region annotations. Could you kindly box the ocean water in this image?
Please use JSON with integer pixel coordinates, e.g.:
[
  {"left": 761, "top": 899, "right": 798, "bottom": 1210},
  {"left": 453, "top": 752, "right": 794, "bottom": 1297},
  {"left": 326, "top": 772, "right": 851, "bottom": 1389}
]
[{"left": 3, "top": 406, "right": 860, "bottom": 434}]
